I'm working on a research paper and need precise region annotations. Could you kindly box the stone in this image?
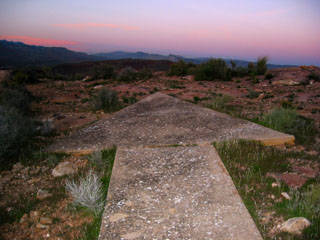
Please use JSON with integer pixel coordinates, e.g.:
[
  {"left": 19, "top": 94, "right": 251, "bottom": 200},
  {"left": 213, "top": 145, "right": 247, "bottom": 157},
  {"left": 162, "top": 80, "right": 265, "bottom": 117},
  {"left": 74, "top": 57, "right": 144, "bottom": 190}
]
[
  {"left": 12, "top": 162, "right": 24, "bottom": 172},
  {"left": 37, "top": 189, "right": 52, "bottom": 200},
  {"left": 52, "top": 161, "right": 76, "bottom": 177},
  {"left": 30, "top": 211, "right": 40, "bottom": 222},
  {"left": 280, "top": 217, "right": 311, "bottom": 235},
  {"left": 272, "top": 79, "right": 300, "bottom": 86},
  {"left": 40, "top": 217, "right": 53, "bottom": 225},
  {"left": 36, "top": 223, "right": 49, "bottom": 229},
  {"left": 20, "top": 213, "right": 28, "bottom": 223},
  {"left": 109, "top": 213, "right": 128, "bottom": 223},
  {"left": 272, "top": 182, "right": 280, "bottom": 188},
  {"left": 281, "top": 192, "right": 291, "bottom": 200}
]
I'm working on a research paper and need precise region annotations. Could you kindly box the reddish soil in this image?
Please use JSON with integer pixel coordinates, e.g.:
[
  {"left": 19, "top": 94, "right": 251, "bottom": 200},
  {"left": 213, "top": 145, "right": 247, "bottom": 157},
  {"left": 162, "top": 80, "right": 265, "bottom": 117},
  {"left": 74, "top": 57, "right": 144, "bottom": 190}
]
[{"left": 1, "top": 65, "right": 320, "bottom": 239}]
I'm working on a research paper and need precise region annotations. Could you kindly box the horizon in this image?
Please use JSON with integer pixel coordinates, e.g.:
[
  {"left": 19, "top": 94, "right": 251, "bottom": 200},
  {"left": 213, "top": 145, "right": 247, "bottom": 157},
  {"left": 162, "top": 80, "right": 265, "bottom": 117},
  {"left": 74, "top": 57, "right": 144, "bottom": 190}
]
[{"left": 1, "top": 1, "right": 320, "bottom": 66}]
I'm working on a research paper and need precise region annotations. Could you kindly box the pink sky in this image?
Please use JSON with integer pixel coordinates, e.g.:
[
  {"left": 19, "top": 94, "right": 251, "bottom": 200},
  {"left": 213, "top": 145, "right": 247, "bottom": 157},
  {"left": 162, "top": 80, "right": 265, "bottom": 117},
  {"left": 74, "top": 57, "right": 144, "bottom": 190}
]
[{"left": 0, "top": 0, "right": 319, "bottom": 65}]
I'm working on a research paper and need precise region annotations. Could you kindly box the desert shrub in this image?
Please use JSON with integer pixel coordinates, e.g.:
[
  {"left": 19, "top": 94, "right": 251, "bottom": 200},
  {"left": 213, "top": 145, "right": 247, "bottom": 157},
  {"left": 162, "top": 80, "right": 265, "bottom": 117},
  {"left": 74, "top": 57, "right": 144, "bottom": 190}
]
[
  {"left": 247, "top": 62, "right": 256, "bottom": 75},
  {"left": 256, "top": 56, "right": 268, "bottom": 75},
  {"left": 167, "top": 60, "right": 195, "bottom": 76},
  {"left": 265, "top": 72, "right": 274, "bottom": 80},
  {"left": 117, "top": 67, "right": 138, "bottom": 82},
  {"left": 88, "top": 151, "right": 104, "bottom": 169},
  {"left": 122, "top": 95, "right": 137, "bottom": 104},
  {"left": 136, "top": 68, "right": 153, "bottom": 80},
  {"left": 0, "top": 106, "right": 36, "bottom": 162},
  {"left": 100, "top": 65, "right": 115, "bottom": 79},
  {"left": 8, "top": 68, "right": 40, "bottom": 85},
  {"left": 308, "top": 72, "right": 320, "bottom": 82},
  {"left": 194, "top": 59, "right": 232, "bottom": 81},
  {"left": 246, "top": 89, "right": 260, "bottom": 99},
  {"left": 0, "top": 86, "right": 33, "bottom": 115},
  {"left": 92, "top": 88, "right": 120, "bottom": 112},
  {"left": 207, "top": 94, "right": 242, "bottom": 116},
  {"left": 65, "top": 171, "right": 104, "bottom": 215},
  {"left": 232, "top": 66, "right": 249, "bottom": 77},
  {"left": 259, "top": 108, "right": 317, "bottom": 145}
]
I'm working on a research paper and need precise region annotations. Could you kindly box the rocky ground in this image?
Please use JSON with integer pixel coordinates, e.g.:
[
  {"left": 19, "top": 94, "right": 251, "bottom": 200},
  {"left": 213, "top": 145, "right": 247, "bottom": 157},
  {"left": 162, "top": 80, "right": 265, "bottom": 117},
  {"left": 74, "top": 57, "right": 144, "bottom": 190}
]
[{"left": 0, "top": 65, "right": 319, "bottom": 239}]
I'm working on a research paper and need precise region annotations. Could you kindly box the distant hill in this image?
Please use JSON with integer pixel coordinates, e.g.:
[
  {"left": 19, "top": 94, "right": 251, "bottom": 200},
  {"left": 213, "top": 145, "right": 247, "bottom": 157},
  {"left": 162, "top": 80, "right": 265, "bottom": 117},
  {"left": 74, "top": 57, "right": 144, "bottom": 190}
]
[
  {"left": 0, "top": 40, "right": 295, "bottom": 69},
  {"left": 0, "top": 40, "right": 96, "bottom": 67},
  {"left": 93, "top": 51, "right": 295, "bottom": 69}
]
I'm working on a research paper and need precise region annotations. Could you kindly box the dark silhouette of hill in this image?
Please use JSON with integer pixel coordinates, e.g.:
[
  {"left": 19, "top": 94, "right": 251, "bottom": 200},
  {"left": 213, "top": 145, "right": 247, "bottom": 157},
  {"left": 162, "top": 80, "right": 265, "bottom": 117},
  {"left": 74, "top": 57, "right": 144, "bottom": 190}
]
[
  {"left": 0, "top": 40, "right": 96, "bottom": 67},
  {"left": 0, "top": 40, "right": 295, "bottom": 69}
]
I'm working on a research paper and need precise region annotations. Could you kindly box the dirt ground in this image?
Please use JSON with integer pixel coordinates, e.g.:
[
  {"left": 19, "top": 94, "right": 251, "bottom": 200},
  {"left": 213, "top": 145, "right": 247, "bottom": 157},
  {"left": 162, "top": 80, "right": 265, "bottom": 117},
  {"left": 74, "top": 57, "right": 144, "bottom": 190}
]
[{"left": 1, "top": 65, "right": 320, "bottom": 239}]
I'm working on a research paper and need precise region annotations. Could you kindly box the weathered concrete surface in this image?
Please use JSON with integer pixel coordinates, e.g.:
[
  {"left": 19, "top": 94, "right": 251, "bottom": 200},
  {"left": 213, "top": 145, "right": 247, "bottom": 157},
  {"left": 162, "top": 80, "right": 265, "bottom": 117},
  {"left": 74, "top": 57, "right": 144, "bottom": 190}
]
[
  {"left": 99, "top": 145, "right": 262, "bottom": 240},
  {"left": 49, "top": 93, "right": 294, "bottom": 152}
]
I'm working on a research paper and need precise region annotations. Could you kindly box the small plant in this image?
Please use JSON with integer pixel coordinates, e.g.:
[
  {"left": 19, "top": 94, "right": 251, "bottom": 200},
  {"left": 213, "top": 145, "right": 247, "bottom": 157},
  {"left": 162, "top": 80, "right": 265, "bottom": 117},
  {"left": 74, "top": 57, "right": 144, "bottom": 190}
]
[
  {"left": 194, "top": 59, "right": 232, "bottom": 81},
  {"left": 91, "top": 88, "right": 120, "bottom": 113},
  {"left": 265, "top": 72, "right": 274, "bottom": 80},
  {"left": 166, "top": 80, "right": 185, "bottom": 89},
  {"left": 0, "top": 106, "right": 36, "bottom": 163},
  {"left": 136, "top": 68, "right": 153, "bottom": 80},
  {"left": 117, "top": 67, "right": 138, "bottom": 82},
  {"left": 259, "top": 108, "right": 317, "bottom": 145},
  {"left": 167, "top": 60, "right": 195, "bottom": 76},
  {"left": 246, "top": 89, "right": 260, "bottom": 99},
  {"left": 122, "top": 95, "right": 137, "bottom": 105},
  {"left": 88, "top": 151, "right": 105, "bottom": 169},
  {"left": 308, "top": 72, "right": 320, "bottom": 82},
  {"left": 65, "top": 171, "right": 104, "bottom": 215},
  {"left": 207, "top": 94, "right": 242, "bottom": 117},
  {"left": 256, "top": 56, "right": 268, "bottom": 75},
  {"left": 0, "top": 86, "right": 33, "bottom": 115}
]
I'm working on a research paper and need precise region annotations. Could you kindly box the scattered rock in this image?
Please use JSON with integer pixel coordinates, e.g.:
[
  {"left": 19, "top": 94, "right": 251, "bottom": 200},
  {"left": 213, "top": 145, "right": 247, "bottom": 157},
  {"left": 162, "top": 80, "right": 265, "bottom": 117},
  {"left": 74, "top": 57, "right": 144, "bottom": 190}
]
[
  {"left": 280, "top": 217, "right": 311, "bottom": 235},
  {"left": 20, "top": 213, "right": 28, "bottom": 223},
  {"left": 37, "top": 189, "right": 52, "bottom": 200},
  {"left": 281, "top": 192, "right": 291, "bottom": 200},
  {"left": 272, "top": 182, "right": 280, "bottom": 188},
  {"left": 36, "top": 223, "right": 49, "bottom": 229},
  {"left": 52, "top": 161, "right": 77, "bottom": 177},
  {"left": 12, "top": 162, "right": 24, "bottom": 172},
  {"left": 40, "top": 217, "right": 53, "bottom": 225},
  {"left": 109, "top": 213, "right": 128, "bottom": 222},
  {"left": 261, "top": 211, "right": 275, "bottom": 224},
  {"left": 30, "top": 211, "right": 40, "bottom": 222},
  {"left": 272, "top": 79, "right": 300, "bottom": 86}
]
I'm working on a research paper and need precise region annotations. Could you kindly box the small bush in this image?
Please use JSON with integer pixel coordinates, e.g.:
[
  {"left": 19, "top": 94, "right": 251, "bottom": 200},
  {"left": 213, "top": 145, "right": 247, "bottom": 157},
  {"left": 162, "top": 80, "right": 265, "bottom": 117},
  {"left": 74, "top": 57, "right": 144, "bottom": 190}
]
[
  {"left": 10, "top": 69, "right": 39, "bottom": 85},
  {"left": 65, "top": 171, "right": 104, "bottom": 215},
  {"left": 92, "top": 88, "right": 120, "bottom": 113},
  {"left": 117, "top": 67, "right": 138, "bottom": 82},
  {"left": 88, "top": 151, "right": 104, "bottom": 169},
  {"left": 100, "top": 65, "right": 115, "bottom": 79},
  {"left": 232, "top": 66, "right": 249, "bottom": 78},
  {"left": 259, "top": 108, "right": 317, "bottom": 145},
  {"left": 194, "top": 59, "right": 232, "bottom": 81},
  {"left": 0, "top": 106, "right": 36, "bottom": 161},
  {"left": 265, "top": 72, "right": 274, "bottom": 80},
  {"left": 167, "top": 60, "right": 195, "bottom": 76},
  {"left": 0, "top": 86, "right": 33, "bottom": 115},
  {"left": 256, "top": 56, "right": 268, "bottom": 75},
  {"left": 308, "top": 72, "right": 320, "bottom": 82},
  {"left": 136, "top": 68, "right": 153, "bottom": 80},
  {"left": 246, "top": 89, "right": 260, "bottom": 99}
]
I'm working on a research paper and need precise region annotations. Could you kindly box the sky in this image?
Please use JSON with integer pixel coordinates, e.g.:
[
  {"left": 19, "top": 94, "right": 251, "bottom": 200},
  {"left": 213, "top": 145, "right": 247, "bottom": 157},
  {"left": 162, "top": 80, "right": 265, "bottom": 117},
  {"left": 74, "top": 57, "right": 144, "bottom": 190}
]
[{"left": 0, "top": 0, "right": 319, "bottom": 65}]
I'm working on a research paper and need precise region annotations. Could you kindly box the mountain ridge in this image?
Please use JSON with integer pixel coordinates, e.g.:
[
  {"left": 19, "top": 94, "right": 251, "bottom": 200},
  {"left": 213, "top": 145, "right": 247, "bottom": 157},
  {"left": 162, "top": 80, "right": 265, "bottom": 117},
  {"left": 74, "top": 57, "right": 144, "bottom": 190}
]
[{"left": 0, "top": 40, "right": 296, "bottom": 69}]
